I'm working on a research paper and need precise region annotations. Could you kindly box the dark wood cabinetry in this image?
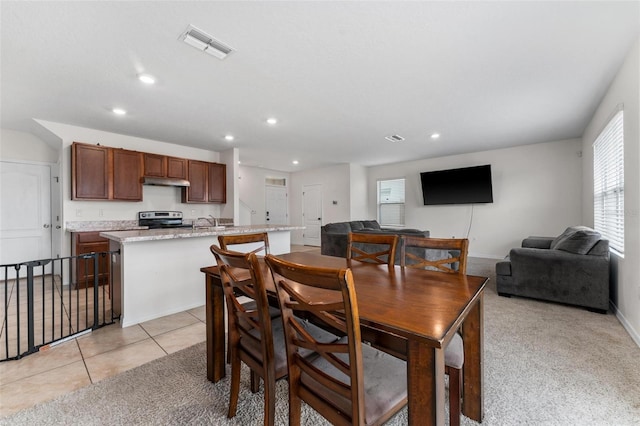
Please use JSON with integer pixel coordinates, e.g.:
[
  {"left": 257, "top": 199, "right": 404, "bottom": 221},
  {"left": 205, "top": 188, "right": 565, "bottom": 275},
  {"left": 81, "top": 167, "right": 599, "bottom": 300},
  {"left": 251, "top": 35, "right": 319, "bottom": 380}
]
[
  {"left": 73, "top": 142, "right": 225, "bottom": 203},
  {"left": 143, "top": 153, "right": 187, "bottom": 180},
  {"left": 182, "top": 160, "right": 226, "bottom": 203},
  {"left": 72, "top": 142, "right": 142, "bottom": 201},
  {"left": 72, "top": 143, "right": 110, "bottom": 200},
  {"left": 112, "top": 149, "right": 143, "bottom": 201},
  {"left": 72, "top": 232, "right": 110, "bottom": 289},
  {"left": 208, "top": 162, "right": 226, "bottom": 203}
]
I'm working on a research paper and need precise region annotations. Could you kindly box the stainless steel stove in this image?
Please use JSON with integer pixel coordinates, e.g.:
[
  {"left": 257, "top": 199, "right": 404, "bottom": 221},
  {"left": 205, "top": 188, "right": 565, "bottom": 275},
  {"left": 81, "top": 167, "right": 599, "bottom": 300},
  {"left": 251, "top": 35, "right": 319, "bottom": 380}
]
[{"left": 138, "top": 211, "right": 192, "bottom": 229}]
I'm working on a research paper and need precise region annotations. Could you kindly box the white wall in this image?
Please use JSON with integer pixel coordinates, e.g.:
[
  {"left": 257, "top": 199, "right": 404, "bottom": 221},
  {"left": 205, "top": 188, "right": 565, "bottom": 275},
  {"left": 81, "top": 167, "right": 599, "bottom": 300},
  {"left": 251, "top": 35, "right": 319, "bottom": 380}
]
[
  {"left": 581, "top": 38, "right": 639, "bottom": 346},
  {"left": 367, "top": 139, "right": 584, "bottom": 258},
  {"left": 349, "top": 163, "right": 368, "bottom": 220},
  {"left": 238, "top": 165, "right": 290, "bottom": 226},
  {"left": 289, "top": 164, "right": 352, "bottom": 245},
  {"left": 0, "top": 128, "right": 58, "bottom": 163}
]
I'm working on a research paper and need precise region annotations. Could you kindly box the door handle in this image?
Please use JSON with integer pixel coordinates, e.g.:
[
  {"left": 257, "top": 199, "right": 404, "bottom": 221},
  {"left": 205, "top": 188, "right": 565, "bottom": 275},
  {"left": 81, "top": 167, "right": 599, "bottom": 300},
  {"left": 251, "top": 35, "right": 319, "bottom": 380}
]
[
  {"left": 43, "top": 224, "right": 51, "bottom": 228},
  {"left": 56, "top": 225, "right": 61, "bottom": 229}
]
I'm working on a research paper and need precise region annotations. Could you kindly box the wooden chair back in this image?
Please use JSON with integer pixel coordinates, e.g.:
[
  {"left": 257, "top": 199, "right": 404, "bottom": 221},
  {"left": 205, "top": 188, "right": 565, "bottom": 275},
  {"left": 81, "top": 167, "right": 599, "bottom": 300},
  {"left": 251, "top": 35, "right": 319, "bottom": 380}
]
[
  {"left": 346, "top": 232, "right": 398, "bottom": 266},
  {"left": 400, "top": 236, "right": 469, "bottom": 274},
  {"left": 218, "top": 232, "right": 270, "bottom": 256},
  {"left": 265, "top": 253, "right": 367, "bottom": 425},
  {"left": 210, "top": 245, "right": 282, "bottom": 425}
]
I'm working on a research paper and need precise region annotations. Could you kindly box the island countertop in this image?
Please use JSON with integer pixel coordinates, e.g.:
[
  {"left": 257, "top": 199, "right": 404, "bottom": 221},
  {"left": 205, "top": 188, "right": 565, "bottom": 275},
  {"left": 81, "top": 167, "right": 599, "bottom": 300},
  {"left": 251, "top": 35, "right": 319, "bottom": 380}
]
[{"left": 100, "top": 224, "right": 304, "bottom": 243}]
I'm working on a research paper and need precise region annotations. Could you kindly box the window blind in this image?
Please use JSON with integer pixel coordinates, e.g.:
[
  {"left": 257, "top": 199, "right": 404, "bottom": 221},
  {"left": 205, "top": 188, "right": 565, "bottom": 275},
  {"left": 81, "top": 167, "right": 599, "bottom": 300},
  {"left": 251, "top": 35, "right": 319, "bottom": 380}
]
[
  {"left": 378, "top": 178, "right": 405, "bottom": 226},
  {"left": 593, "top": 109, "right": 624, "bottom": 253}
]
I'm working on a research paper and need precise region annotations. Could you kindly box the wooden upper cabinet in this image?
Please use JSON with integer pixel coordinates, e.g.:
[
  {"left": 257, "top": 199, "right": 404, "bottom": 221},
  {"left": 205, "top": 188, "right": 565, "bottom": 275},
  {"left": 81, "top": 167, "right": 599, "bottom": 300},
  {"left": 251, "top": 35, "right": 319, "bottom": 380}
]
[
  {"left": 167, "top": 157, "right": 187, "bottom": 179},
  {"left": 143, "top": 154, "right": 187, "bottom": 180},
  {"left": 112, "top": 149, "right": 143, "bottom": 201},
  {"left": 182, "top": 161, "right": 226, "bottom": 203},
  {"left": 208, "top": 163, "right": 226, "bottom": 203},
  {"left": 183, "top": 160, "right": 208, "bottom": 203},
  {"left": 72, "top": 142, "right": 110, "bottom": 200},
  {"left": 143, "top": 153, "right": 166, "bottom": 177}
]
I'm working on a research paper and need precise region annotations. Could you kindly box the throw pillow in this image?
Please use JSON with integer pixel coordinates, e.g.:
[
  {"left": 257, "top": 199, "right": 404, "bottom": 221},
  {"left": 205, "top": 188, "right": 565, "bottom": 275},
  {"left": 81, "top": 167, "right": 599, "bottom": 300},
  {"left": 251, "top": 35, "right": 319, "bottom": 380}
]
[
  {"left": 553, "top": 227, "right": 601, "bottom": 255},
  {"left": 550, "top": 226, "right": 578, "bottom": 249},
  {"left": 350, "top": 221, "right": 365, "bottom": 231}
]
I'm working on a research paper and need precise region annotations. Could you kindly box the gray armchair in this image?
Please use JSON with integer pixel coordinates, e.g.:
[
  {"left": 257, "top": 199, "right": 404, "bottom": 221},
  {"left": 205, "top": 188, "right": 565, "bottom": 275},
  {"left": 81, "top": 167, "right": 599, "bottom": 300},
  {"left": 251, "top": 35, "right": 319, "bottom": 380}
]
[{"left": 496, "top": 226, "right": 610, "bottom": 313}]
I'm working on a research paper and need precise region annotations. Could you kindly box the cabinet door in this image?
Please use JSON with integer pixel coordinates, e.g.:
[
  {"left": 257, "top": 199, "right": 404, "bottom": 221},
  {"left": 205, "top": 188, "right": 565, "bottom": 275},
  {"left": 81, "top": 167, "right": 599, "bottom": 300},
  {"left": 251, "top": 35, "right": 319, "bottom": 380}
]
[
  {"left": 208, "top": 163, "right": 226, "bottom": 203},
  {"left": 143, "top": 153, "right": 166, "bottom": 177},
  {"left": 113, "top": 149, "right": 143, "bottom": 200},
  {"left": 72, "top": 142, "right": 110, "bottom": 200},
  {"left": 73, "top": 232, "right": 109, "bottom": 289},
  {"left": 167, "top": 157, "right": 187, "bottom": 179},
  {"left": 183, "top": 160, "right": 208, "bottom": 203}
]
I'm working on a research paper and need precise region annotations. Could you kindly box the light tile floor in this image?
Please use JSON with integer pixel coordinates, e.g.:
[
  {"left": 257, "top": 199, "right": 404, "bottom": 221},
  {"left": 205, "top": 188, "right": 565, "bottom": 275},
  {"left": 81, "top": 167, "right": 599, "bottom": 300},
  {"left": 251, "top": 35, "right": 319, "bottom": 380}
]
[{"left": 0, "top": 245, "right": 319, "bottom": 418}]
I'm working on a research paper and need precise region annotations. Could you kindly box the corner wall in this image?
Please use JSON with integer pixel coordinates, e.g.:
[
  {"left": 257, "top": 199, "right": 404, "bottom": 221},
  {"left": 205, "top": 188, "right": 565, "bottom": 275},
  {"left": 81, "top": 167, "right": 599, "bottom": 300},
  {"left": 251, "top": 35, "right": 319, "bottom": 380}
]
[{"left": 581, "top": 38, "right": 640, "bottom": 346}]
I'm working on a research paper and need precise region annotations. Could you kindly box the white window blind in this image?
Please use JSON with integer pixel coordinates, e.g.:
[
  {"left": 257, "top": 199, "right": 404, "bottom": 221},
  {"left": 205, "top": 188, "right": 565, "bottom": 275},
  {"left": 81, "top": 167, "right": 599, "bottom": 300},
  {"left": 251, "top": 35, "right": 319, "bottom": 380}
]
[
  {"left": 593, "top": 109, "right": 624, "bottom": 253},
  {"left": 378, "top": 178, "right": 405, "bottom": 226}
]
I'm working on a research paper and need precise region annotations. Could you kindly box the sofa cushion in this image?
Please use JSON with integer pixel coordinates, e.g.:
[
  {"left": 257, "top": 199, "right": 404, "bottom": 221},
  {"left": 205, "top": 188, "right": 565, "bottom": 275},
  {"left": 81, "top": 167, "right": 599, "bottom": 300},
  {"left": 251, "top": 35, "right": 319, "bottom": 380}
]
[
  {"left": 323, "top": 222, "right": 352, "bottom": 234},
  {"left": 350, "top": 221, "right": 365, "bottom": 231},
  {"left": 552, "top": 226, "right": 601, "bottom": 255},
  {"left": 362, "top": 220, "right": 381, "bottom": 230}
]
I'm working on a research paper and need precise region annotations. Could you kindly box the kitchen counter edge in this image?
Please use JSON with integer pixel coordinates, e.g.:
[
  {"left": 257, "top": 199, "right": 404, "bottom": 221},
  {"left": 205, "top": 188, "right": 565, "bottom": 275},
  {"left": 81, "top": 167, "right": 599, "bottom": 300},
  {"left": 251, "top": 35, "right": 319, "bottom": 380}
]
[{"left": 99, "top": 225, "right": 305, "bottom": 243}]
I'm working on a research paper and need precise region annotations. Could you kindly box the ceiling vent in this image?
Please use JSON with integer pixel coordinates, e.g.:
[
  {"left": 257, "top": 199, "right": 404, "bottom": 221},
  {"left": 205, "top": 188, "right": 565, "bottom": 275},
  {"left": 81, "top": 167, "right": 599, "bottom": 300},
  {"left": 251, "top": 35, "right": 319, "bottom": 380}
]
[
  {"left": 181, "top": 25, "right": 234, "bottom": 60},
  {"left": 385, "top": 135, "right": 405, "bottom": 142}
]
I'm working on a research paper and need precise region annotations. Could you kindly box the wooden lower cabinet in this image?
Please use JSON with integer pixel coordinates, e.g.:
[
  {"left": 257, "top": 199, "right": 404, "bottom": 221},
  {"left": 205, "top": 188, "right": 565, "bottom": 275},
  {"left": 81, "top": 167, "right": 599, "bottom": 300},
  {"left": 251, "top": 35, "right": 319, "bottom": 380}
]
[{"left": 72, "top": 232, "right": 110, "bottom": 289}]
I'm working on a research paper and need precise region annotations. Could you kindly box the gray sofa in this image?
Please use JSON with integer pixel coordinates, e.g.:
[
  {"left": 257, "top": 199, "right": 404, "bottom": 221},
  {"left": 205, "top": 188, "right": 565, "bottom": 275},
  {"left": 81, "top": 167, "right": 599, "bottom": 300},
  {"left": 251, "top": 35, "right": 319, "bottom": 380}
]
[
  {"left": 321, "top": 220, "right": 430, "bottom": 264},
  {"left": 496, "top": 226, "right": 610, "bottom": 313}
]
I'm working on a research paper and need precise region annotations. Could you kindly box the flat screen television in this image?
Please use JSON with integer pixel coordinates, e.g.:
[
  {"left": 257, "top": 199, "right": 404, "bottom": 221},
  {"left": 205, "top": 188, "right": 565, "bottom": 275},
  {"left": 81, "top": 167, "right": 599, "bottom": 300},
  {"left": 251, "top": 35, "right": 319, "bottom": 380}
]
[{"left": 420, "top": 164, "right": 493, "bottom": 205}]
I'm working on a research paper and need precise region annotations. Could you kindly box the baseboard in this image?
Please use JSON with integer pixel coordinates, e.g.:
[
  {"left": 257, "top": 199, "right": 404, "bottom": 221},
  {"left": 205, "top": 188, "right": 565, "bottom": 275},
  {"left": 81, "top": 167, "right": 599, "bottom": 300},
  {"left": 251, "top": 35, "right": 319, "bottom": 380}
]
[
  {"left": 468, "top": 253, "right": 504, "bottom": 260},
  {"left": 611, "top": 300, "right": 640, "bottom": 348}
]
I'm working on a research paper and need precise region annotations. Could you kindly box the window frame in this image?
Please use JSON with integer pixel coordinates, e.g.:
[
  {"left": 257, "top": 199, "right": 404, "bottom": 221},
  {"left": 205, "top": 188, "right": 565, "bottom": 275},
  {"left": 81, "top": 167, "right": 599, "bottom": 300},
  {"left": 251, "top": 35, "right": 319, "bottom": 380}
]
[
  {"left": 593, "top": 107, "right": 624, "bottom": 255},
  {"left": 377, "top": 177, "right": 405, "bottom": 227}
]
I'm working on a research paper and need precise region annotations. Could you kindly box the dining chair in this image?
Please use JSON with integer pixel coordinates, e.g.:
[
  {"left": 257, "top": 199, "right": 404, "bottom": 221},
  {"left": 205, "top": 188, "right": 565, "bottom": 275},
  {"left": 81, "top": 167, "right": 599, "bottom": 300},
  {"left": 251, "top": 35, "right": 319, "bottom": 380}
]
[
  {"left": 400, "top": 235, "right": 469, "bottom": 426},
  {"left": 218, "top": 232, "right": 270, "bottom": 256},
  {"left": 265, "top": 254, "right": 408, "bottom": 426},
  {"left": 346, "top": 232, "right": 399, "bottom": 266},
  {"left": 210, "top": 246, "right": 338, "bottom": 426}
]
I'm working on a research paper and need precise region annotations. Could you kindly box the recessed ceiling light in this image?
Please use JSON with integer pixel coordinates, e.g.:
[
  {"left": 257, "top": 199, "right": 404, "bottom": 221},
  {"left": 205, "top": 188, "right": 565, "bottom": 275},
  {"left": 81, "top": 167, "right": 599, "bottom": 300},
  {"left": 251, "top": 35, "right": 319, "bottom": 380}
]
[
  {"left": 430, "top": 133, "right": 441, "bottom": 139},
  {"left": 138, "top": 74, "right": 156, "bottom": 84},
  {"left": 112, "top": 108, "right": 127, "bottom": 115},
  {"left": 266, "top": 117, "right": 278, "bottom": 125},
  {"left": 292, "top": 160, "right": 299, "bottom": 165},
  {"left": 237, "top": 160, "right": 241, "bottom": 164},
  {"left": 224, "top": 134, "right": 235, "bottom": 141}
]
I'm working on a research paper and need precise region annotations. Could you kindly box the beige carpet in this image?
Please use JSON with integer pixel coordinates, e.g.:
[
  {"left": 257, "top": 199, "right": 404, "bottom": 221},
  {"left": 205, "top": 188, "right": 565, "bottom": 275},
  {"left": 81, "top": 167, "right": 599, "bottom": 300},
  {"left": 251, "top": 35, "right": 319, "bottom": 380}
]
[{"left": 2, "top": 258, "right": 639, "bottom": 425}]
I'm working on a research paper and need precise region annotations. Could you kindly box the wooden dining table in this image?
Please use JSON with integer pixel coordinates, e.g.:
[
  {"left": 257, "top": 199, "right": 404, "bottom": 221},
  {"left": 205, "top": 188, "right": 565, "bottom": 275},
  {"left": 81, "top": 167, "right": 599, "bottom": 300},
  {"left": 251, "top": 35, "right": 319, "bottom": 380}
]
[{"left": 201, "top": 251, "right": 487, "bottom": 426}]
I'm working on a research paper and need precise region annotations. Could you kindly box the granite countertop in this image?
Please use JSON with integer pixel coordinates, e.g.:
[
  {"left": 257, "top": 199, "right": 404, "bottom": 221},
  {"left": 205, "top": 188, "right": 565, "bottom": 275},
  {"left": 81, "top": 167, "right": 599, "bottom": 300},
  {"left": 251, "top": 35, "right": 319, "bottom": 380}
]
[
  {"left": 99, "top": 224, "right": 305, "bottom": 243},
  {"left": 66, "top": 220, "right": 147, "bottom": 232}
]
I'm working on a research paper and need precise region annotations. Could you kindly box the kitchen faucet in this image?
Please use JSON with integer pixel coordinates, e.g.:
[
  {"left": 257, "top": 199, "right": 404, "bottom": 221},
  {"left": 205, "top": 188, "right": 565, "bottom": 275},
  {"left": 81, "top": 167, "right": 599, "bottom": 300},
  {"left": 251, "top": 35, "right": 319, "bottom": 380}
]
[{"left": 194, "top": 215, "right": 219, "bottom": 228}]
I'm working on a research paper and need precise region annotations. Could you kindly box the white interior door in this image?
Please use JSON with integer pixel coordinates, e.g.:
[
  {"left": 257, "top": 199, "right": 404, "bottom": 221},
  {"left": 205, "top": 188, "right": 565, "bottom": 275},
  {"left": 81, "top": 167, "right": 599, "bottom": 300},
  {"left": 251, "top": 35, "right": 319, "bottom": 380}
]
[
  {"left": 0, "top": 162, "right": 52, "bottom": 278},
  {"left": 302, "top": 184, "right": 322, "bottom": 246},
  {"left": 265, "top": 185, "right": 288, "bottom": 225}
]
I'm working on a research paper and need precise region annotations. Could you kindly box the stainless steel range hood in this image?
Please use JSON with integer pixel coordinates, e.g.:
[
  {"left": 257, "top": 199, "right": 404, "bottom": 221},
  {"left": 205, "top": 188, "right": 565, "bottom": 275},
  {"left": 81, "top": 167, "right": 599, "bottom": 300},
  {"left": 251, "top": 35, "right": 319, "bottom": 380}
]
[{"left": 142, "top": 177, "right": 191, "bottom": 187}]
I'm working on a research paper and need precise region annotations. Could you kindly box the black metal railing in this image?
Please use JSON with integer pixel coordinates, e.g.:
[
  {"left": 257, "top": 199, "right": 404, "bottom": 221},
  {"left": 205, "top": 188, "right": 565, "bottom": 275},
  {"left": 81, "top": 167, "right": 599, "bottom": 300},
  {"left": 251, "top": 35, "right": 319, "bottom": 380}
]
[{"left": 1, "top": 251, "right": 119, "bottom": 362}]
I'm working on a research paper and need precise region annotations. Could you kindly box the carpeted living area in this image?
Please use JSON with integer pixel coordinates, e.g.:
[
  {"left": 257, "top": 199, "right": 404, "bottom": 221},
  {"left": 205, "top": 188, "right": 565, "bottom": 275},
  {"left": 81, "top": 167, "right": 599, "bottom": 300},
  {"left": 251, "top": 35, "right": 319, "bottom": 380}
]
[{"left": 2, "top": 258, "right": 639, "bottom": 425}]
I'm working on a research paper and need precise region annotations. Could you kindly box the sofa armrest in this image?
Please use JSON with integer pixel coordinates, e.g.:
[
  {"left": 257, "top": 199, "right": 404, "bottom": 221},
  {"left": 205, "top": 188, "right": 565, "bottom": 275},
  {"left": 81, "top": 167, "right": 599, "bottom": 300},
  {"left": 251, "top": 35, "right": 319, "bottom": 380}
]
[{"left": 521, "top": 236, "right": 554, "bottom": 249}]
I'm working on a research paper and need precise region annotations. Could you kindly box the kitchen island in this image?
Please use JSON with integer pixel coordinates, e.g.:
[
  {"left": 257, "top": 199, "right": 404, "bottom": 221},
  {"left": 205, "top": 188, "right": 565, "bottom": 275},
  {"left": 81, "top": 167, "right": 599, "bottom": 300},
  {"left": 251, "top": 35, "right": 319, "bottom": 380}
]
[{"left": 100, "top": 225, "right": 303, "bottom": 327}]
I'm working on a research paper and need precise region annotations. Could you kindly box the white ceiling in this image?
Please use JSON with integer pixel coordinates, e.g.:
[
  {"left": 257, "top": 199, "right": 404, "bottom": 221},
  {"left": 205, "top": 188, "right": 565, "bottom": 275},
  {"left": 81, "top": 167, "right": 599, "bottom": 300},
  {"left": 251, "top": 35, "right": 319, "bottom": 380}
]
[{"left": 1, "top": 1, "right": 638, "bottom": 172}]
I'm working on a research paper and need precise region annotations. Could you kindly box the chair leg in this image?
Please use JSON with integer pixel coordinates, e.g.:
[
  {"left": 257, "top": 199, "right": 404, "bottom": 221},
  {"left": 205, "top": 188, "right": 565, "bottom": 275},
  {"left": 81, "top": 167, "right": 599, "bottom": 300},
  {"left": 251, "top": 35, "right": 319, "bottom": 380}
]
[
  {"left": 250, "top": 370, "right": 260, "bottom": 393},
  {"left": 263, "top": 375, "right": 276, "bottom": 426},
  {"left": 448, "top": 367, "right": 461, "bottom": 426},
  {"left": 228, "top": 352, "right": 241, "bottom": 418}
]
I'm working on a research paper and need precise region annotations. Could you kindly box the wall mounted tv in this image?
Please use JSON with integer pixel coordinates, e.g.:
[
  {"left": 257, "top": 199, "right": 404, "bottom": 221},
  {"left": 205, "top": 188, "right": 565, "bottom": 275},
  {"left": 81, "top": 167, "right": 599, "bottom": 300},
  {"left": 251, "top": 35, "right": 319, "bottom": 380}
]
[{"left": 420, "top": 164, "right": 493, "bottom": 205}]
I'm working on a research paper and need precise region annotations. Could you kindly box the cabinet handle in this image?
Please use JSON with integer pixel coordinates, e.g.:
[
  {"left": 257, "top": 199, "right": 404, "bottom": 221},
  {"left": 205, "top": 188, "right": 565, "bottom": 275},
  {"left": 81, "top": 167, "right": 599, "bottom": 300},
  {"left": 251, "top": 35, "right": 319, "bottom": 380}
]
[
  {"left": 56, "top": 225, "right": 61, "bottom": 229},
  {"left": 43, "top": 224, "right": 51, "bottom": 228}
]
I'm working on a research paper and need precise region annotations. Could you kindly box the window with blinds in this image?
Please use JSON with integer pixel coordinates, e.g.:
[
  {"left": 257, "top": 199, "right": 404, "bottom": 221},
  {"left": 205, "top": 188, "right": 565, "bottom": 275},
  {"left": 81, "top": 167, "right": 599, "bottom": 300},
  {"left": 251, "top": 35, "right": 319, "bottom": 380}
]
[
  {"left": 377, "top": 178, "right": 405, "bottom": 226},
  {"left": 593, "top": 109, "right": 624, "bottom": 254}
]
